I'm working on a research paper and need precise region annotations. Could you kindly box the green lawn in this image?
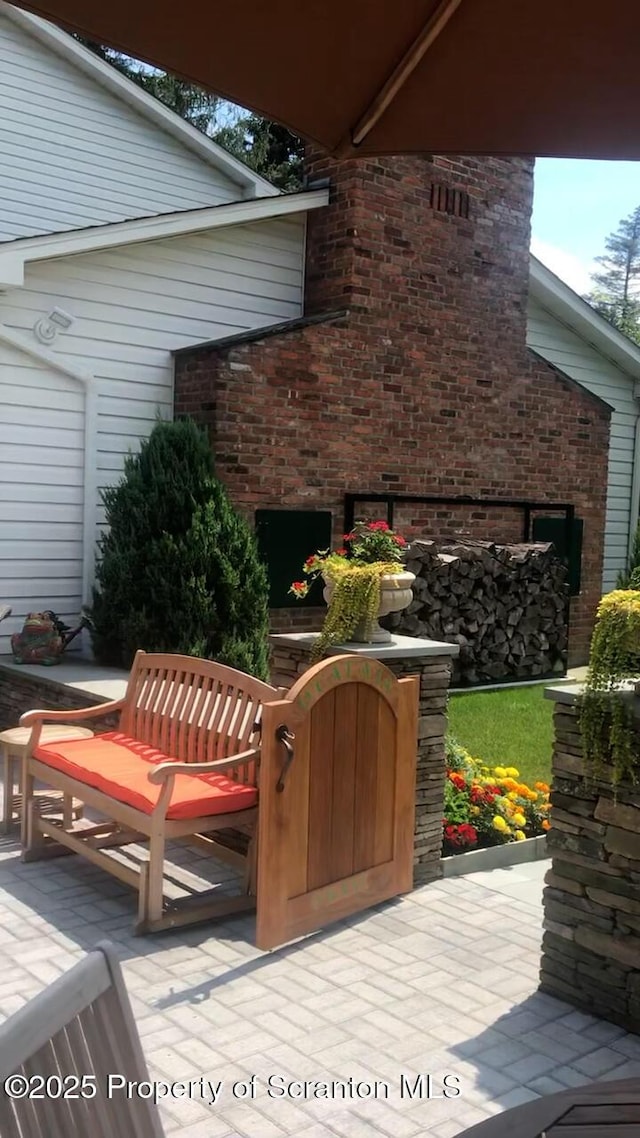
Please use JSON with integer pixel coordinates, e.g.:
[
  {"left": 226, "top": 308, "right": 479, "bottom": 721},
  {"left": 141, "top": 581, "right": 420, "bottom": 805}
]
[{"left": 447, "top": 683, "right": 554, "bottom": 785}]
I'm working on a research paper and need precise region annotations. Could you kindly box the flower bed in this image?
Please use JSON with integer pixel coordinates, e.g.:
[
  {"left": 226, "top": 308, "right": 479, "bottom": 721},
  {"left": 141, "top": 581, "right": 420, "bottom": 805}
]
[{"left": 443, "top": 737, "right": 550, "bottom": 856}]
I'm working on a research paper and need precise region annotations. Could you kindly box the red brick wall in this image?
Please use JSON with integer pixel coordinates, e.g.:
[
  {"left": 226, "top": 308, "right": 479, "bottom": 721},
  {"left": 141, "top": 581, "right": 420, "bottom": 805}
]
[{"left": 175, "top": 154, "right": 611, "bottom": 665}]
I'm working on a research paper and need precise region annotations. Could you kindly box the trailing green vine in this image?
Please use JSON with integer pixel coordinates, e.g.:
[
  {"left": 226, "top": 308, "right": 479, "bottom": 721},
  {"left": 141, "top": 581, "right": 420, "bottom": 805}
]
[
  {"left": 289, "top": 519, "right": 408, "bottom": 662},
  {"left": 311, "top": 560, "right": 403, "bottom": 662},
  {"left": 578, "top": 589, "right": 640, "bottom": 786}
]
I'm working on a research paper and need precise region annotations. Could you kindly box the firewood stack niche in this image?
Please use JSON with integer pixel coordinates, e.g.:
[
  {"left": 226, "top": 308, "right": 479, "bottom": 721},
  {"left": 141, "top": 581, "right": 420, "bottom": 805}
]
[{"left": 384, "top": 539, "right": 568, "bottom": 686}]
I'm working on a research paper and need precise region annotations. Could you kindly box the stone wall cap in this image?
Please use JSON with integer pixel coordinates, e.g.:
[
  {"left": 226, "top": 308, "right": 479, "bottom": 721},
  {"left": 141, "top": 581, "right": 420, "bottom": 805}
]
[
  {"left": 545, "top": 678, "right": 640, "bottom": 706},
  {"left": 0, "top": 656, "right": 127, "bottom": 702},
  {"left": 544, "top": 682, "right": 583, "bottom": 703},
  {"left": 269, "top": 633, "right": 459, "bottom": 658}
]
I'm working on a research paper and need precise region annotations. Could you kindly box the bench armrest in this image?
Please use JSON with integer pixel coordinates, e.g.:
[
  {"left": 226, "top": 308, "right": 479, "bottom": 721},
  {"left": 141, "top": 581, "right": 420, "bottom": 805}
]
[
  {"left": 147, "top": 748, "right": 260, "bottom": 785},
  {"left": 20, "top": 699, "right": 125, "bottom": 727}
]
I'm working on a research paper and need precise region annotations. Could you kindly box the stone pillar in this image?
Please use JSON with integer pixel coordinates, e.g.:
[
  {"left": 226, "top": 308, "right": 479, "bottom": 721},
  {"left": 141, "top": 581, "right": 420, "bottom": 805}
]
[
  {"left": 270, "top": 633, "right": 458, "bottom": 885},
  {"left": 540, "top": 684, "right": 640, "bottom": 1029}
]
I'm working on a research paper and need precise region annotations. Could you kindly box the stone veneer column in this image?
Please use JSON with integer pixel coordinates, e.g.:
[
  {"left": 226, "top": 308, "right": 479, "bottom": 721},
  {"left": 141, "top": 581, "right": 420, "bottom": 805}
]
[
  {"left": 541, "top": 684, "right": 640, "bottom": 1029},
  {"left": 270, "top": 633, "right": 459, "bottom": 885}
]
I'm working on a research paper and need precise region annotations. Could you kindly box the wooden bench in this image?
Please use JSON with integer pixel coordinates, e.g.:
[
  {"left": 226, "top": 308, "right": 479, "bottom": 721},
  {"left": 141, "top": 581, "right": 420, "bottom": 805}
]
[
  {"left": 0, "top": 941, "right": 165, "bottom": 1136},
  {"left": 20, "top": 651, "right": 280, "bottom": 934}
]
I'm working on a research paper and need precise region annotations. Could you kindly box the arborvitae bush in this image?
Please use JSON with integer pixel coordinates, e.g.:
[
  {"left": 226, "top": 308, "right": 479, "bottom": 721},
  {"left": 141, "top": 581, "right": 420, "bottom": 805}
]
[{"left": 87, "top": 418, "right": 270, "bottom": 679}]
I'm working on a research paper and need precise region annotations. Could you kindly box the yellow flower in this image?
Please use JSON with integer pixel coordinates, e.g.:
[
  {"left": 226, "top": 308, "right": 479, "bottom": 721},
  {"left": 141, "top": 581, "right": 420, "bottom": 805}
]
[
  {"left": 507, "top": 791, "right": 518, "bottom": 801},
  {"left": 513, "top": 813, "right": 526, "bottom": 827},
  {"left": 514, "top": 830, "right": 526, "bottom": 841},
  {"left": 470, "top": 806, "right": 480, "bottom": 815},
  {"left": 504, "top": 767, "right": 520, "bottom": 778},
  {"left": 493, "top": 766, "right": 507, "bottom": 779},
  {"left": 492, "top": 815, "right": 509, "bottom": 833}
]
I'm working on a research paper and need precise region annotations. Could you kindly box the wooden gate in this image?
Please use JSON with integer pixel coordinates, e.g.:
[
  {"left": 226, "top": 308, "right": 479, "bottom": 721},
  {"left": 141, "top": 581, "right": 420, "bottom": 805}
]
[{"left": 256, "top": 655, "right": 419, "bottom": 951}]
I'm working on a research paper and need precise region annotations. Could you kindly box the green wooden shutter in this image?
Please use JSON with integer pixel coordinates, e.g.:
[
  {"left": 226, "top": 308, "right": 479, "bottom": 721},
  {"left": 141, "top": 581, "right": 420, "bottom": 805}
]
[
  {"left": 255, "top": 509, "right": 333, "bottom": 608},
  {"left": 531, "top": 516, "right": 583, "bottom": 596}
]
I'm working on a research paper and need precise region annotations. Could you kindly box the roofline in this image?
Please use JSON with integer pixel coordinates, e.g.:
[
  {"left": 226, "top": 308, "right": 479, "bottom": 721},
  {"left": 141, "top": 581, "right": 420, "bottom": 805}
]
[
  {"left": 1, "top": 1, "right": 279, "bottom": 200},
  {"left": 173, "top": 308, "right": 349, "bottom": 357},
  {"left": 529, "top": 254, "right": 640, "bottom": 385},
  {"left": 0, "top": 188, "right": 330, "bottom": 287}
]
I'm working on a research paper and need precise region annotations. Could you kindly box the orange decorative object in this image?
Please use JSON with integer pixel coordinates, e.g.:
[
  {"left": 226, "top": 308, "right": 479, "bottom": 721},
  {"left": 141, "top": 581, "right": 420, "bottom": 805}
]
[{"left": 33, "top": 732, "right": 258, "bottom": 820}]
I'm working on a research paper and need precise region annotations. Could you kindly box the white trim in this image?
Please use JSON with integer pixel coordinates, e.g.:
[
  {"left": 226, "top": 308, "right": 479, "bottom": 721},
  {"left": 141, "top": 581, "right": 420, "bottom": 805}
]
[
  {"left": 0, "top": 190, "right": 329, "bottom": 287},
  {"left": 1, "top": 2, "right": 278, "bottom": 200},
  {"left": 529, "top": 255, "right": 640, "bottom": 384},
  {"left": 0, "top": 322, "right": 97, "bottom": 609}
]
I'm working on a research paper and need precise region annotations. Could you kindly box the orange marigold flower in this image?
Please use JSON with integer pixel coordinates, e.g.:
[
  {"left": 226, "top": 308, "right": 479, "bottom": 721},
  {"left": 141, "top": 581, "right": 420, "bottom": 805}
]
[{"left": 541, "top": 819, "right": 551, "bottom": 831}]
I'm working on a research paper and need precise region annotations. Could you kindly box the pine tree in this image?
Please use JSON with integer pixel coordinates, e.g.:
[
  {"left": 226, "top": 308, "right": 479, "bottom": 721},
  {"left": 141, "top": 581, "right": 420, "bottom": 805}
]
[
  {"left": 77, "top": 38, "right": 302, "bottom": 188},
  {"left": 585, "top": 206, "right": 640, "bottom": 343},
  {"left": 87, "top": 419, "right": 270, "bottom": 679},
  {"left": 215, "top": 115, "right": 304, "bottom": 191}
]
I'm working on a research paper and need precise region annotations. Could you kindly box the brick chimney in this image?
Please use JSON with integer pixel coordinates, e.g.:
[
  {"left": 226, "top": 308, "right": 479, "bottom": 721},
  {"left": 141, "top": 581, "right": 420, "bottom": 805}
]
[
  {"left": 174, "top": 153, "right": 610, "bottom": 663},
  {"left": 303, "top": 151, "right": 535, "bottom": 349}
]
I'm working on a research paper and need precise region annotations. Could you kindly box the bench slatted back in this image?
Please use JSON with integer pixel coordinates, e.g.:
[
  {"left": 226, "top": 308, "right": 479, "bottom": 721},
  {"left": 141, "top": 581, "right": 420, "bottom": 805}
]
[
  {"left": 0, "top": 942, "right": 165, "bottom": 1137},
  {"left": 119, "top": 652, "right": 279, "bottom": 785}
]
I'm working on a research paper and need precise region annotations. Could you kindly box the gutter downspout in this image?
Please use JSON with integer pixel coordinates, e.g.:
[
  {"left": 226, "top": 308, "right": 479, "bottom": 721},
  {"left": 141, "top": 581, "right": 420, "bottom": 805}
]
[{"left": 628, "top": 383, "right": 640, "bottom": 563}]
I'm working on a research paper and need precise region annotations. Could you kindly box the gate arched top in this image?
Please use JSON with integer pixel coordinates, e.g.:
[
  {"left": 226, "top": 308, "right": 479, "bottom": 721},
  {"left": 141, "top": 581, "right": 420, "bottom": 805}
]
[{"left": 285, "top": 654, "right": 400, "bottom": 714}]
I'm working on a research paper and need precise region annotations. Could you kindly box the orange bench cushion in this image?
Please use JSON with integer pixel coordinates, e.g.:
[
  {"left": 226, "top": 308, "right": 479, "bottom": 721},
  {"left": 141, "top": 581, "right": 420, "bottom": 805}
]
[{"left": 33, "top": 731, "right": 257, "bottom": 820}]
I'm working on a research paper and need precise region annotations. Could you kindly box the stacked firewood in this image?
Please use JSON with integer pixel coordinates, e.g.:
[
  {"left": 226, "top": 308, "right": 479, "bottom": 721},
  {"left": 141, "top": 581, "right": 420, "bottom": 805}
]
[{"left": 384, "top": 539, "right": 568, "bottom": 686}]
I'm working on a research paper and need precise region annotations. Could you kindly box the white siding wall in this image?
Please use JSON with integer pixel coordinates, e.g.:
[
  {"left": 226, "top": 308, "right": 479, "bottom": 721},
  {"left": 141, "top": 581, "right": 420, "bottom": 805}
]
[
  {"left": 0, "top": 215, "right": 305, "bottom": 648},
  {"left": 0, "top": 12, "right": 241, "bottom": 241},
  {"left": 0, "top": 341, "right": 85, "bottom": 653},
  {"left": 527, "top": 296, "right": 638, "bottom": 591}
]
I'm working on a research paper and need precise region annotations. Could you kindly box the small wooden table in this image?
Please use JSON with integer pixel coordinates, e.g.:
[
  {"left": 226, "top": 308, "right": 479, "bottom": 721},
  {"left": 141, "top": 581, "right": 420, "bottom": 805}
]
[
  {"left": 457, "top": 1077, "right": 640, "bottom": 1136},
  {"left": 0, "top": 725, "right": 92, "bottom": 836}
]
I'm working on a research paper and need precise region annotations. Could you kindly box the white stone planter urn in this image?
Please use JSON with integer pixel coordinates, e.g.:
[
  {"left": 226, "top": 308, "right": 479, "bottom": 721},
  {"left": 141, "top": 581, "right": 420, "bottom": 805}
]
[{"left": 322, "top": 570, "right": 415, "bottom": 644}]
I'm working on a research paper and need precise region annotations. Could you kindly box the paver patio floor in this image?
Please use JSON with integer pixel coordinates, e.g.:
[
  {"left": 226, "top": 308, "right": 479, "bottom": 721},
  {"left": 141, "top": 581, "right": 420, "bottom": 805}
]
[{"left": 0, "top": 834, "right": 638, "bottom": 1138}]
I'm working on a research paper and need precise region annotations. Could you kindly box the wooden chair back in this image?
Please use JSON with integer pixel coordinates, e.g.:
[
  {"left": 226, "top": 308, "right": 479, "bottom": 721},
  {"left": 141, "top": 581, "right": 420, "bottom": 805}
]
[
  {"left": 120, "top": 651, "right": 279, "bottom": 784},
  {"left": 0, "top": 942, "right": 165, "bottom": 1137}
]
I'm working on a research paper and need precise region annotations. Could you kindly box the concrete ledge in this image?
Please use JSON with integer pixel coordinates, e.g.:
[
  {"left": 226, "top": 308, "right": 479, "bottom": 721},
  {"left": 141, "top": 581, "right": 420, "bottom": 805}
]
[
  {"left": 270, "top": 632, "right": 459, "bottom": 659},
  {"left": 0, "top": 656, "right": 128, "bottom": 702},
  {"left": 441, "top": 834, "right": 548, "bottom": 877}
]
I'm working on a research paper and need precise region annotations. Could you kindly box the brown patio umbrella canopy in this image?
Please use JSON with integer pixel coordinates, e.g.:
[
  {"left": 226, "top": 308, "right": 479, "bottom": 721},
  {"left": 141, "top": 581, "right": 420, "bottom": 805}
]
[{"left": 9, "top": 0, "right": 640, "bottom": 159}]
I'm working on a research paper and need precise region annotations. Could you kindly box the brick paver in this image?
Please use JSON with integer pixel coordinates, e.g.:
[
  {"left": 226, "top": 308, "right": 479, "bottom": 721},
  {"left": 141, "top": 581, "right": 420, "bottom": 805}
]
[{"left": 0, "top": 833, "right": 638, "bottom": 1137}]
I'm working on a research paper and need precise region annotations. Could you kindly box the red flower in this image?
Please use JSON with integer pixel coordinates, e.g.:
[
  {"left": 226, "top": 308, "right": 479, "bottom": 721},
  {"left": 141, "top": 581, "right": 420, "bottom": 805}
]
[
  {"left": 393, "top": 534, "right": 407, "bottom": 545},
  {"left": 447, "top": 771, "right": 466, "bottom": 791},
  {"left": 442, "top": 822, "right": 478, "bottom": 850},
  {"left": 336, "top": 548, "right": 348, "bottom": 557},
  {"left": 304, "top": 556, "right": 316, "bottom": 567},
  {"left": 343, "top": 533, "right": 354, "bottom": 542},
  {"left": 367, "top": 520, "right": 390, "bottom": 531},
  {"left": 459, "top": 824, "right": 478, "bottom": 841}
]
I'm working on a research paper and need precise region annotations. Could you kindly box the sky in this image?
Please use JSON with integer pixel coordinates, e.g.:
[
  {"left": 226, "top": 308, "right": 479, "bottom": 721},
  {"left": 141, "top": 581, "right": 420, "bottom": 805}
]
[{"left": 531, "top": 159, "right": 640, "bottom": 296}]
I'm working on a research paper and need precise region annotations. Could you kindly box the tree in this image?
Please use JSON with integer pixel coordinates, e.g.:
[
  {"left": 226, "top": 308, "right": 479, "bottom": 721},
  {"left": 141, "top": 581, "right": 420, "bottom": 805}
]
[
  {"left": 585, "top": 206, "right": 640, "bottom": 343},
  {"left": 77, "top": 39, "right": 225, "bottom": 133},
  {"left": 78, "top": 39, "right": 303, "bottom": 188},
  {"left": 87, "top": 418, "right": 270, "bottom": 679},
  {"left": 215, "top": 115, "right": 304, "bottom": 192}
]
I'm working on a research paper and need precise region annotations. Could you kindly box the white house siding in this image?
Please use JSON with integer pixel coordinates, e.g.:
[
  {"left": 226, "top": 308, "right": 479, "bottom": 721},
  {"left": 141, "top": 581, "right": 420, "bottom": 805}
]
[
  {"left": 0, "top": 11, "right": 241, "bottom": 241},
  {"left": 0, "top": 215, "right": 305, "bottom": 639},
  {"left": 527, "top": 296, "right": 638, "bottom": 592},
  {"left": 0, "top": 341, "right": 85, "bottom": 653}
]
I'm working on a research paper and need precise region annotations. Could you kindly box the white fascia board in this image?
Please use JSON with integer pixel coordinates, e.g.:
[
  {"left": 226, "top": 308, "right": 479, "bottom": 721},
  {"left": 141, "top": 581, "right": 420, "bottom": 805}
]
[
  {"left": 0, "top": 189, "right": 330, "bottom": 286},
  {"left": 529, "top": 254, "right": 640, "bottom": 385},
  {"left": 1, "top": 1, "right": 279, "bottom": 199}
]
